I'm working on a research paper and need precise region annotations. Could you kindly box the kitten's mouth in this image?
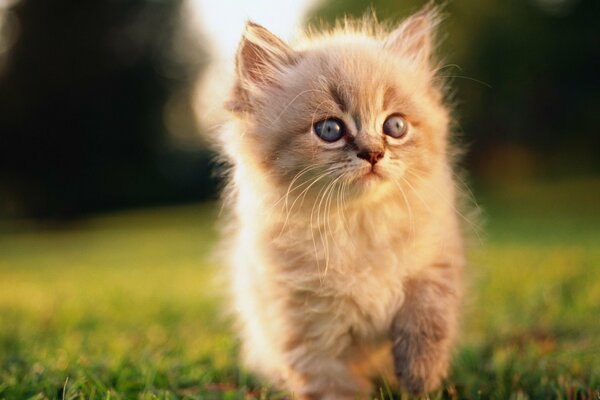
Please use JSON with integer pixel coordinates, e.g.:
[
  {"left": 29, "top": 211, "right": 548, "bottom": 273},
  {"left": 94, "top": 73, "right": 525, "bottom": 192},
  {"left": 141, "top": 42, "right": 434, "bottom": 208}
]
[{"left": 360, "top": 167, "right": 383, "bottom": 181}]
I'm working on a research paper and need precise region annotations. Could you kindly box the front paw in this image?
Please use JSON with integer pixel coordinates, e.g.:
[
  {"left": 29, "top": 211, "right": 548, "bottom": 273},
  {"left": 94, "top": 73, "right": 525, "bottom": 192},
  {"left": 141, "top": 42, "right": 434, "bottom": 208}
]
[{"left": 392, "top": 333, "right": 449, "bottom": 395}]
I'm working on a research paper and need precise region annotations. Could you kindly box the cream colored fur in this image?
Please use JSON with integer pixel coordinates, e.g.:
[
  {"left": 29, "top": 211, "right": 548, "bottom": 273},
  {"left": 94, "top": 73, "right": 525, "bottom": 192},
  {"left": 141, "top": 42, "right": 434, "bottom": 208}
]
[{"left": 217, "top": 5, "right": 465, "bottom": 399}]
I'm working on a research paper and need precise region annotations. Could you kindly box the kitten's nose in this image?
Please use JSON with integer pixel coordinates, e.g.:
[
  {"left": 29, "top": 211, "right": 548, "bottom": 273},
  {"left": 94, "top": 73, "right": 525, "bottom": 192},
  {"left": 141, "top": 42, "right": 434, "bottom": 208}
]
[{"left": 357, "top": 149, "right": 384, "bottom": 165}]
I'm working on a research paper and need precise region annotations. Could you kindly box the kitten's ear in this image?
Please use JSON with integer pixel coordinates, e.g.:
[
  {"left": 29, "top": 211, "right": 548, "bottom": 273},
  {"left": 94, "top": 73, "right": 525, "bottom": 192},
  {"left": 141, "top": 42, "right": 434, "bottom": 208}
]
[
  {"left": 227, "top": 22, "right": 295, "bottom": 113},
  {"left": 384, "top": 4, "right": 440, "bottom": 70},
  {"left": 236, "top": 21, "right": 295, "bottom": 85}
]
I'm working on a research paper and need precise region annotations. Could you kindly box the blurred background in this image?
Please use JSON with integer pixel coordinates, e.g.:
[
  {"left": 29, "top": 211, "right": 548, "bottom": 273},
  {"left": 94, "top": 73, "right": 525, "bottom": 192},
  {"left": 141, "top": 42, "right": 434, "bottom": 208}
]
[
  {"left": 0, "top": 0, "right": 599, "bottom": 397},
  {"left": 0, "top": 0, "right": 598, "bottom": 220}
]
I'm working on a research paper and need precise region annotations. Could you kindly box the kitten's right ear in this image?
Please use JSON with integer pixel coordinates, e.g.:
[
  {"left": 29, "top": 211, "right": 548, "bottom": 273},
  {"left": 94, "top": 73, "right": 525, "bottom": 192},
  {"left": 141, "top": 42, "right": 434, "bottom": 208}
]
[
  {"left": 237, "top": 22, "right": 295, "bottom": 84},
  {"left": 227, "top": 22, "right": 295, "bottom": 113}
]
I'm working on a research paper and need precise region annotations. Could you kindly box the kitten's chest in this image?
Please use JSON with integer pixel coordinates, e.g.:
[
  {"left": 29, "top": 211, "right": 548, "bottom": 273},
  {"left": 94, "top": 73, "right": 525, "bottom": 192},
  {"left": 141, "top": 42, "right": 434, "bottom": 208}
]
[
  {"left": 300, "top": 207, "right": 414, "bottom": 270},
  {"left": 274, "top": 216, "right": 416, "bottom": 333},
  {"left": 323, "top": 250, "right": 407, "bottom": 336},
  {"left": 272, "top": 205, "right": 419, "bottom": 278}
]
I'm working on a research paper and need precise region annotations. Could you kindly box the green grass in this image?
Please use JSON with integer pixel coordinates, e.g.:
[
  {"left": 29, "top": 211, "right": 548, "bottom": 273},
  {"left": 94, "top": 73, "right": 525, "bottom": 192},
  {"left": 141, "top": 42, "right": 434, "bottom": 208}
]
[{"left": 1, "top": 178, "right": 599, "bottom": 399}]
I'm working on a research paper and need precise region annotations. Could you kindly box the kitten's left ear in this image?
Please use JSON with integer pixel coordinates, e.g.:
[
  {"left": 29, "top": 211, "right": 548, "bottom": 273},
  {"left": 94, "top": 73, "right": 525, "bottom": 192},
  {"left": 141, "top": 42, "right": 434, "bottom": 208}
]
[{"left": 384, "top": 4, "right": 440, "bottom": 70}]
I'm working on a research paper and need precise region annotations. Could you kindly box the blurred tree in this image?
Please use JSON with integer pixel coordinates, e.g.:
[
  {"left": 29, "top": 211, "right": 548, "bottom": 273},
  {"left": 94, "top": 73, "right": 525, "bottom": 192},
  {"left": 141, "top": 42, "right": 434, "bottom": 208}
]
[
  {"left": 0, "top": 0, "right": 214, "bottom": 219},
  {"left": 310, "top": 0, "right": 600, "bottom": 179}
]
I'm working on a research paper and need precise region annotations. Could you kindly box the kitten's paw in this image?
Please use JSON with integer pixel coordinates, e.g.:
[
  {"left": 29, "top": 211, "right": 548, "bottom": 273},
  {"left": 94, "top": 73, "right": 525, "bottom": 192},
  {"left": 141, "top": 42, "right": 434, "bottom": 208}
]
[
  {"left": 298, "top": 392, "right": 359, "bottom": 400},
  {"left": 395, "top": 356, "right": 447, "bottom": 395},
  {"left": 392, "top": 335, "right": 449, "bottom": 395},
  {"left": 396, "top": 360, "right": 446, "bottom": 395}
]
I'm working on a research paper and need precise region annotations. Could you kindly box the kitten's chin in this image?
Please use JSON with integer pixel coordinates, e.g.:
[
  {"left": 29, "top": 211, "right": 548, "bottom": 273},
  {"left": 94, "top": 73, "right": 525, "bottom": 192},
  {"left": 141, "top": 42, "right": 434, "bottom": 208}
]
[{"left": 356, "top": 171, "right": 383, "bottom": 191}]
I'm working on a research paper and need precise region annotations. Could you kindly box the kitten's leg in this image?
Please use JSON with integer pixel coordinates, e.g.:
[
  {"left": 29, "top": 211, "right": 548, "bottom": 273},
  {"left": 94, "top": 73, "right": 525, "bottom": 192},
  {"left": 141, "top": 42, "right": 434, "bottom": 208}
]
[
  {"left": 285, "top": 353, "right": 370, "bottom": 400},
  {"left": 280, "top": 319, "right": 372, "bottom": 399},
  {"left": 391, "top": 263, "right": 462, "bottom": 395}
]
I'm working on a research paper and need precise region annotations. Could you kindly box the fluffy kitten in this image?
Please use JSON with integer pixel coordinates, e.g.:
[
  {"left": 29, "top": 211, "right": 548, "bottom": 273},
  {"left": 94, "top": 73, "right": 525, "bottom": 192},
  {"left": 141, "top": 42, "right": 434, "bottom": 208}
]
[{"left": 218, "top": 5, "right": 465, "bottom": 399}]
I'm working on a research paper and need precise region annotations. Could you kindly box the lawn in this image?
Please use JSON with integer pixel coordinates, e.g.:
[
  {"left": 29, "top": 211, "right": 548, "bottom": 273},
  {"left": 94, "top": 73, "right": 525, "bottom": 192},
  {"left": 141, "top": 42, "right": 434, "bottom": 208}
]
[{"left": 0, "top": 178, "right": 599, "bottom": 399}]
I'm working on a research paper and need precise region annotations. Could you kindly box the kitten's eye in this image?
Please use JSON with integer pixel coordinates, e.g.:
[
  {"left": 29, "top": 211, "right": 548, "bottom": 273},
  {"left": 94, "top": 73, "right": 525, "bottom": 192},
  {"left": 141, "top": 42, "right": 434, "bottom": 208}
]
[
  {"left": 383, "top": 114, "right": 408, "bottom": 139},
  {"left": 314, "top": 118, "right": 345, "bottom": 142}
]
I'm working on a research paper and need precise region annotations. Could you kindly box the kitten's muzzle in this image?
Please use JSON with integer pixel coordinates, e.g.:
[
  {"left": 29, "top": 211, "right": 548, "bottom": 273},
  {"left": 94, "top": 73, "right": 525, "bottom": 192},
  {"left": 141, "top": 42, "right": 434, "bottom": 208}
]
[{"left": 357, "top": 149, "right": 384, "bottom": 165}]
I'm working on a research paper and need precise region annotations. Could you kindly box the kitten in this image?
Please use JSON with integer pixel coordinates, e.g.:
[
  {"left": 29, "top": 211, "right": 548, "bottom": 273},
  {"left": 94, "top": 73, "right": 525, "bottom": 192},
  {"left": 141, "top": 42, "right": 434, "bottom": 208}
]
[{"left": 218, "top": 5, "right": 465, "bottom": 399}]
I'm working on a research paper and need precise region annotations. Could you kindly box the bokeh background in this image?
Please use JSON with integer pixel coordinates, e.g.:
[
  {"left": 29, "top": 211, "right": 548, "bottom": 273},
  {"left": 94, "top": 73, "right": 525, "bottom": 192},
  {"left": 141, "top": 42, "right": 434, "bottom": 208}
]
[
  {"left": 0, "top": 0, "right": 598, "bottom": 398},
  {"left": 0, "top": 0, "right": 598, "bottom": 219}
]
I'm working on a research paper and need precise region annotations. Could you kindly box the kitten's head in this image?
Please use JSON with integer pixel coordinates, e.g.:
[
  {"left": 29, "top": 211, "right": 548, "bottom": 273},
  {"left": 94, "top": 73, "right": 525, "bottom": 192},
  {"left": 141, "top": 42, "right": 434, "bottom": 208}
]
[{"left": 226, "top": 6, "right": 450, "bottom": 202}]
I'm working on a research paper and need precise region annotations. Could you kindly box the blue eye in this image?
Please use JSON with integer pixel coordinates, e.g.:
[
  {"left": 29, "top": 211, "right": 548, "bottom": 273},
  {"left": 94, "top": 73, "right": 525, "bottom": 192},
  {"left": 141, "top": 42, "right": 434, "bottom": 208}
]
[
  {"left": 383, "top": 114, "right": 408, "bottom": 139},
  {"left": 314, "top": 119, "right": 345, "bottom": 142}
]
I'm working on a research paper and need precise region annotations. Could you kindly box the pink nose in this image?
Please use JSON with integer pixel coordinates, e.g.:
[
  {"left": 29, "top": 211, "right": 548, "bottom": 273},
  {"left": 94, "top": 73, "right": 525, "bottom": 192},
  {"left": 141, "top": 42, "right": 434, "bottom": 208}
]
[{"left": 357, "top": 149, "right": 384, "bottom": 165}]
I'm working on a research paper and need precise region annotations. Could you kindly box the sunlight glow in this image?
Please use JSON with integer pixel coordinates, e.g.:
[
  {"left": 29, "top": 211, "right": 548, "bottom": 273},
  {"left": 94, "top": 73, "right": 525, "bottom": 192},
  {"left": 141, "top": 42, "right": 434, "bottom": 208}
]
[{"left": 183, "top": 0, "right": 322, "bottom": 131}]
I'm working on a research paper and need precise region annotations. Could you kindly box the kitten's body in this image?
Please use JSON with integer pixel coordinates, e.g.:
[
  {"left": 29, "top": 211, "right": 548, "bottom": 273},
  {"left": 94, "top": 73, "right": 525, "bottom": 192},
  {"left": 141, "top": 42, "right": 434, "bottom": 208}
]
[{"left": 218, "top": 7, "right": 465, "bottom": 398}]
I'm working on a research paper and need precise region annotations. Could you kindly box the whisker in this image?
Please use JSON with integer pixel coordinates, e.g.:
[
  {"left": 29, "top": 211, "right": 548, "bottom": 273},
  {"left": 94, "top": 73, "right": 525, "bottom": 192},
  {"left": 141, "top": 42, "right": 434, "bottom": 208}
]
[
  {"left": 390, "top": 177, "right": 416, "bottom": 242},
  {"left": 280, "top": 167, "right": 337, "bottom": 237},
  {"left": 439, "top": 74, "right": 492, "bottom": 89},
  {"left": 323, "top": 174, "right": 345, "bottom": 276},
  {"left": 336, "top": 175, "right": 357, "bottom": 251},
  {"left": 310, "top": 174, "right": 334, "bottom": 280},
  {"left": 398, "top": 174, "right": 432, "bottom": 214},
  {"left": 313, "top": 173, "right": 341, "bottom": 279},
  {"left": 279, "top": 164, "right": 327, "bottom": 210},
  {"left": 404, "top": 167, "right": 483, "bottom": 241}
]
